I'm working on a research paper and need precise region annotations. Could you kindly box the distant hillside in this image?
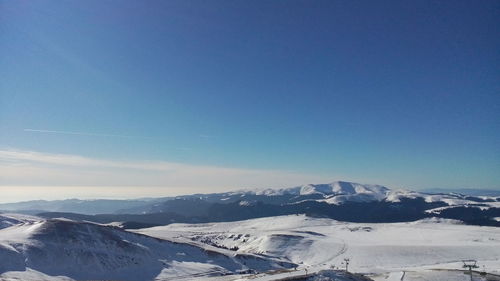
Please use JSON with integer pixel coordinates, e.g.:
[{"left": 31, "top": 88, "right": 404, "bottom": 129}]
[
  {"left": 422, "top": 188, "right": 500, "bottom": 197},
  {"left": 4, "top": 181, "right": 500, "bottom": 227}
]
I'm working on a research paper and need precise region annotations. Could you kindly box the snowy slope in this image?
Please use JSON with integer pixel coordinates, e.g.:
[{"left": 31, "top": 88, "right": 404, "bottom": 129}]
[
  {"left": 138, "top": 215, "right": 500, "bottom": 279},
  {"left": 0, "top": 217, "right": 293, "bottom": 281},
  {"left": 0, "top": 213, "right": 41, "bottom": 229}
]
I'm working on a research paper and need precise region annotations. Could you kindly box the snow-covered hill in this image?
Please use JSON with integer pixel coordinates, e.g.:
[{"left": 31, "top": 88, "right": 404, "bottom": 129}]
[
  {"left": 0, "top": 215, "right": 293, "bottom": 281},
  {"left": 137, "top": 214, "right": 500, "bottom": 280},
  {"left": 2, "top": 213, "right": 499, "bottom": 281}
]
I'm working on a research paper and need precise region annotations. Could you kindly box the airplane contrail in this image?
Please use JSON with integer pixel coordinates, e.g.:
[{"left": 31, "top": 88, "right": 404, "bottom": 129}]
[{"left": 23, "top": 129, "right": 157, "bottom": 139}]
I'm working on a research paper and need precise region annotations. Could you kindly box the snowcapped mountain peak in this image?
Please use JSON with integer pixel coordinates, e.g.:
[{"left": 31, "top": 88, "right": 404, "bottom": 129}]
[
  {"left": 297, "top": 181, "right": 391, "bottom": 198},
  {"left": 251, "top": 181, "right": 392, "bottom": 197},
  {"left": 299, "top": 183, "right": 333, "bottom": 195}
]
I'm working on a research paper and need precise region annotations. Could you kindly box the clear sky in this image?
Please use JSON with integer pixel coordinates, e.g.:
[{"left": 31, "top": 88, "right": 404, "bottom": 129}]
[{"left": 1, "top": 0, "right": 499, "bottom": 201}]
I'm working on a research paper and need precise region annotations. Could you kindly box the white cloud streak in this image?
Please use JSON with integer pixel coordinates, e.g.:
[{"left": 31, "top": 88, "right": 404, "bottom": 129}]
[{"left": 0, "top": 149, "right": 335, "bottom": 202}]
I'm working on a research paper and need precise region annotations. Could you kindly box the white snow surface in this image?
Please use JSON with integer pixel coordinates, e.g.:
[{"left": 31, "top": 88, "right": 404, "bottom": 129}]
[
  {"left": 138, "top": 214, "right": 500, "bottom": 280},
  {"left": 1, "top": 213, "right": 499, "bottom": 280},
  {"left": 0, "top": 217, "right": 292, "bottom": 281}
]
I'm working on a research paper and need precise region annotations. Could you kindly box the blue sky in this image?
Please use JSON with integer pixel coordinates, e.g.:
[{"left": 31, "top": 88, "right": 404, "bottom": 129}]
[{"left": 1, "top": 0, "right": 499, "bottom": 200}]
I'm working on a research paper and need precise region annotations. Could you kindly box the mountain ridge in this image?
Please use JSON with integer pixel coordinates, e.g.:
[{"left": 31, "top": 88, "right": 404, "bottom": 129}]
[{"left": 2, "top": 181, "right": 500, "bottom": 228}]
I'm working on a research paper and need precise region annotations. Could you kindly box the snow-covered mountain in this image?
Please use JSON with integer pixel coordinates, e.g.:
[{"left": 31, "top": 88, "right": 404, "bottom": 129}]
[
  {"left": 3, "top": 181, "right": 500, "bottom": 228},
  {"left": 2, "top": 181, "right": 498, "bottom": 214},
  {"left": 0, "top": 214, "right": 294, "bottom": 281},
  {"left": 238, "top": 181, "right": 500, "bottom": 207},
  {"left": 160, "top": 181, "right": 500, "bottom": 221},
  {"left": 254, "top": 181, "right": 390, "bottom": 197},
  {"left": 1, "top": 182, "right": 499, "bottom": 280},
  {"left": 138, "top": 181, "right": 500, "bottom": 213}
]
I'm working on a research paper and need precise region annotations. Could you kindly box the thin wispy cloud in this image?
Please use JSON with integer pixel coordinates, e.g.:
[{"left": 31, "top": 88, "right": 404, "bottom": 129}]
[
  {"left": 0, "top": 149, "right": 335, "bottom": 201},
  {"left": 23, "top": 129, "right": 158, "bottom": 139}
]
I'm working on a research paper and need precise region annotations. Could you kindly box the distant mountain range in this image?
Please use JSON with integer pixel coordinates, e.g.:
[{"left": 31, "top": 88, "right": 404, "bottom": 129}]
[
  {"left": 0, "top": 198, "right": 164, "bottom": 215},
  {"left": 2, "top": 181, "right": 499, "bottom": 227},
  {"left": 422, "top": 188, "right": 500, "bottom": 197}
]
